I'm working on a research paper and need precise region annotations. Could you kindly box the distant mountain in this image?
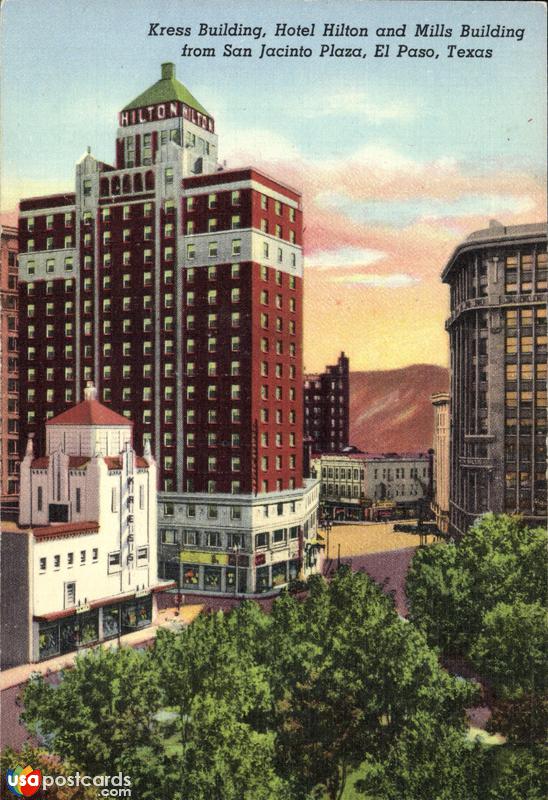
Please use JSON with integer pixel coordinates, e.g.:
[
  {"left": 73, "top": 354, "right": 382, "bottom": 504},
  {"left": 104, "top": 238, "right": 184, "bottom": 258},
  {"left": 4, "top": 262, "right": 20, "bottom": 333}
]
[{"left": 349, "top": 364, "right": 449, "bottom": 453}]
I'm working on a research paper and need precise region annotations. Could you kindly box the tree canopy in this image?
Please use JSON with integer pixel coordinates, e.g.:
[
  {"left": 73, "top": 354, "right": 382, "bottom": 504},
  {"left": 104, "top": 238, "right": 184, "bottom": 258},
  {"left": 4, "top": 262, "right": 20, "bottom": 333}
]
[{"left": 23, "top": 568, "right": 481, "bottom": 800}]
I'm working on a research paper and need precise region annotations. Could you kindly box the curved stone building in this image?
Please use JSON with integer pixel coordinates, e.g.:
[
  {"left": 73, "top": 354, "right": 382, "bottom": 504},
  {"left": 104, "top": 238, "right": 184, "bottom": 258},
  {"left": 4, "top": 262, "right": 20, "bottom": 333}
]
[{"left": 442, "top": 220, "right": 547, "bottom": 537}]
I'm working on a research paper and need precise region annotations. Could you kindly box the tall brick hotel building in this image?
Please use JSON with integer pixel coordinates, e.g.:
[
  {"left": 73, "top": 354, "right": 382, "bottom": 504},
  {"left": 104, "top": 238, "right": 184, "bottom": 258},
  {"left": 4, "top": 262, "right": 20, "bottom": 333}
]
[{"left": 17, "top": 63, "right": 320, "bottom": 595}]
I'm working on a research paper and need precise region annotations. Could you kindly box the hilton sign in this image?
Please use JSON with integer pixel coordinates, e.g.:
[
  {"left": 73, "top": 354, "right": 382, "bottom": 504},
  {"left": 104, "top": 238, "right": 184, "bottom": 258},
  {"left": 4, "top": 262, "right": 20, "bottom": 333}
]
[{"left": 119, "top": 101, "right": 214, "bottom": 132}]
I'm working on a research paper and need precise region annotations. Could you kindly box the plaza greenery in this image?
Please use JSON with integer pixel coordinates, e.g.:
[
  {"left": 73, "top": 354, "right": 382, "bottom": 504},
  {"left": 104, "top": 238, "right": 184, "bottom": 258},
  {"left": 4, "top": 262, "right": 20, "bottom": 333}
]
[
  {"left": 21, "top": 553, "right": 545, "bottom": 799},
  {"left": 406, "top": 513, "right": 548, "bottom": 797},
  {"left": 22, "top": 569, "right": 479, "bottom": 800}
]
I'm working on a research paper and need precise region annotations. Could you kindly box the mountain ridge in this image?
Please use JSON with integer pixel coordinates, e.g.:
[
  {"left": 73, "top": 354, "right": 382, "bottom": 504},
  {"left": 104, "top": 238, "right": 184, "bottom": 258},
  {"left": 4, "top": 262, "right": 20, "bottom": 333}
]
[{"left": 349, "top": 364, "right": 449, "bottom": 453}]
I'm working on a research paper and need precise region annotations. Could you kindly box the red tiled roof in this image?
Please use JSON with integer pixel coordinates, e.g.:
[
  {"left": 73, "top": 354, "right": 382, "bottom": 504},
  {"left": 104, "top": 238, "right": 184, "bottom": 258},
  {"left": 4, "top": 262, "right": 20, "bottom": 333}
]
[
  {"left": 33, "top": 521, "right": 99, "bottom": 539},
  {"left": 104, "top": 456, "right": 149, "bottom": 470},
  {"left": 31, "top": 456, "right": 90, "bottom": 470},
  {"left": 46, "top": 399, "right": 132, "bottom": 427}
]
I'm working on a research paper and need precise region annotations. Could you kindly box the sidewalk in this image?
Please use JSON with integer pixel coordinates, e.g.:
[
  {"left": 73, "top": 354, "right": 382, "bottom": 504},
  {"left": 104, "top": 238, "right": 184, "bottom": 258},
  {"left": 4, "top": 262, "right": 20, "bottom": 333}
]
[{"left": 0, "top": 605, "right": 203, "bottom": 691}]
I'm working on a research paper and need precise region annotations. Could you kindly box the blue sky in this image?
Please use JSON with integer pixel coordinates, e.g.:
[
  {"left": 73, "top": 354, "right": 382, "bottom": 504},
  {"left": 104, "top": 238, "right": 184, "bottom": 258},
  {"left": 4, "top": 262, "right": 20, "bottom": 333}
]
[{"left": 1, "top": 0, "right": 546, "bottom": 369}]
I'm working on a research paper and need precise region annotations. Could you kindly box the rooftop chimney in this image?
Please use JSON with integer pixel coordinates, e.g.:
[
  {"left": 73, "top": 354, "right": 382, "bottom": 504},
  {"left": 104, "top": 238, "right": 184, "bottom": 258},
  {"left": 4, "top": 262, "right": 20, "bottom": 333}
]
[{"left": 161, "top": 63, "right": 175, "bottom": 80}]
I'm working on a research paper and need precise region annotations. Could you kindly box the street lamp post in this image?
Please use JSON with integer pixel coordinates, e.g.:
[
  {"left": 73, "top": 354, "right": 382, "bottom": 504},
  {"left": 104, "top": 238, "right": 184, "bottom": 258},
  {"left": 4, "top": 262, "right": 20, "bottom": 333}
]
[{"left": 233, "top": 544, "right": 240, "bottom": 597}]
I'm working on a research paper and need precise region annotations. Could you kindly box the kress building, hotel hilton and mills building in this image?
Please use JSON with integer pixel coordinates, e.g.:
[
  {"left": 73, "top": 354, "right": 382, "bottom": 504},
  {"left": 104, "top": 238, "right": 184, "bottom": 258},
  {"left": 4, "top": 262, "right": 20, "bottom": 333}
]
[{"left": 17, "top": 63, "right": 321, "bottom": 596}]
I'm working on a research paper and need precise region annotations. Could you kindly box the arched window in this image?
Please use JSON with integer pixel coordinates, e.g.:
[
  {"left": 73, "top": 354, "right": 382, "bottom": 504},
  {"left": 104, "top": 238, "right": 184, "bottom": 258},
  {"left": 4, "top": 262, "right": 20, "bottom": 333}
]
[
  {"left": 133, "top": 172, "right": 143, "bottom": 193},
  {"left": 145, "top": 171, "right": 155, "bottom": 191},
  {"left": 111, "top": 176, "right": 120, "bottom": 195},
  {"left": 122, "top": 175, "right": 131, "bottom": 194}
]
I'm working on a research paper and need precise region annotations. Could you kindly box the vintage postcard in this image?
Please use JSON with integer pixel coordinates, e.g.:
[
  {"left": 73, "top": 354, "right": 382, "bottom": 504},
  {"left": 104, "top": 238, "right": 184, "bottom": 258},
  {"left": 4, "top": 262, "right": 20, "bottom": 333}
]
[{"left": 1, "top": 1, "right": 546, "bottom": 798}]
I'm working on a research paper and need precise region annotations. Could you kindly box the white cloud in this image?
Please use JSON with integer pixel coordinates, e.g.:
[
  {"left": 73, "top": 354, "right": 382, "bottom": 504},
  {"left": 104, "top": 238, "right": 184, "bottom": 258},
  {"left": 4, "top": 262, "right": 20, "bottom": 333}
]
[
  {"left": 328, "top": 273, "right": 420, "bottom": 288},
  {"left": 302, "top": 89, "right": 417, "bottom": 123},
  {"left": 305, "top": 246, "right": 386, "bottom": 270},
  {"left": 222, "top": 127, "right": 301, "bottom": 163}
]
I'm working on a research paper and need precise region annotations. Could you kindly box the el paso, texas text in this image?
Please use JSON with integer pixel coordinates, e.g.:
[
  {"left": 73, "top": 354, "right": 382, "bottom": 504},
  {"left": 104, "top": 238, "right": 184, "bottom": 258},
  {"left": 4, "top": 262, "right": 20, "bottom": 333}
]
[{"left": 147, "top": 22, "right": 525, "bottom": 60}]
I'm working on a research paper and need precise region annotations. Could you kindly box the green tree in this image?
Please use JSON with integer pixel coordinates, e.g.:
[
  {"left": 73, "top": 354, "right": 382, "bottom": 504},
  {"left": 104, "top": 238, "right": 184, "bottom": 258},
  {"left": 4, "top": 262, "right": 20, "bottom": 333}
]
[
  {"left": 22, "top": 646, "right": 167, "bottom": 778},
  {"left": 470, "top": 601, "right": 547, "bottom": 699},
  {"left": 406, "top": 515, "right": 547, "bottom": 657}
]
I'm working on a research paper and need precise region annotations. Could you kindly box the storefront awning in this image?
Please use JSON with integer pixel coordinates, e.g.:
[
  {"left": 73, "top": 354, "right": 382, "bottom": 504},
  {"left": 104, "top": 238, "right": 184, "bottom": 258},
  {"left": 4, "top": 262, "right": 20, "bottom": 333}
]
[{"left": 34, "top": 581, "right": 175, "bottom": 622}]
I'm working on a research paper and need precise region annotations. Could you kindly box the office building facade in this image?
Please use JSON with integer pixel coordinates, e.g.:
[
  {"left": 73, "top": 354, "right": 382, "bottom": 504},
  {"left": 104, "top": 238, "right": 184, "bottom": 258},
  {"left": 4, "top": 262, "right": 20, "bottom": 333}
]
[
  {"left": 443, "top": 221, "right": 547, "bottom": 537},
  {"left": 303, "top": 352, "right": 349, "bottom": 452},
  {"left": 431, "top": 392, "right": 450, "bottom": 534}
]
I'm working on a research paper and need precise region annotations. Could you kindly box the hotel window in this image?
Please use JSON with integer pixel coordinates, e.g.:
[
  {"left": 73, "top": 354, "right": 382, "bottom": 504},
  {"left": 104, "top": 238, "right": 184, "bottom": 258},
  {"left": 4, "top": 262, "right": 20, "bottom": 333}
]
[
  {"left": 27, "top": 261, "right": 35, "bottom": 275},
  {"left": 65, "top": 256, "right": 73, "bottom": 271},
  {"left": 207, "top": 385, "right": 217, "bottom": 400},
  {"left": 164, "top": 269, "right": 173, "bottom": 285},
  {"left": 208, "top": 409, "right": 218, "bottom": 424},
  {"left": 289, "top": 275, "right": 296, "bottom": 289},
  {"left": 186, "top": 196, "right": 195, "bottom": 211},
  {"left": 277, "top": 248, "right": 283, "bottom": 264},
  {"left": 186, "top": 243, "right": 196, "bottom": 260},
  {"left": 208, "top": 193, "right": 217, "bottom": 209},
  {"left": 164, "top": 293, "right": 174, "bottom": 308},
  {"left": 164, "top": 167, "right": 173, "bottom": 185},
  {"left": 27, "top": 217, "right": 35, "bottom": 232},
  {"left": 231, "top": 407, "right": 241, "bottom": 423},
  {"left": 208, "top": 361, "right": 217, "bottom": 376},
  {"left": 232, "top": 433, "right": 241, "bottom": 447},
  {"left": 186, "top": 221, "right": 195, "bottom": 236},
  {"left": 261, "top": 194, "right": 268, "bottom": 210},
  {"left": 231, "top": 190, "right": 241, "bottom": 205},
  {"left": 84, "top": 255, "right": 92, "bottom": 270},
  {"left": 261, "top": 219, "right": 269, "bottom": 233},
  {"left": 102, "top": 208, "right": 111, "bottom": 221},
  {"left": 261, "top": 432, "right": 268, "bottom": 446},
  {"left": 275, "top": 270, "right": 282, "bottom": 285},
  {"left": 231, "top": 336, "right": 240, "bottom": 351},
  {"left": 289, "top": 207, "right": 296, "bottom": 222},
  {"left": 289, "top": 231, "right": 296, "bottom": 244},
  {"left": 144, "top": 248, "right": 152, "bottom": 263},
  {"left": 165, "top": 223, "right": 174, "bottom": 238},
  {"left": 231, "top": 312, "right": 240, "bottom": 328},
  {"left": 231, "top": 360, "right": 240, "bottom": 376},
  {"left": 208, "top": 432, "right": 217, "bottom": 447},
  {"left": 143, "top": 409, "right": 152, "bottom": 425},
  {"left": 208, "top": 218, "right": 218, "bottom": 232},
  {"left": 64, "top": 234, "right": 72, "bottom": 247},
  {"left": 231, "top": 384, "right": 241, "bottom": 400},
  {"left": 275, "top": 225, "right": 282, "bottom": 238},
  {"left": 231, "top": 215, "right": 241, "bottom": 230},
  {"left": 262, "top": 456, "right": 269, "bottom": 471},
  {"left": 143, "top": 225, "right": 152, "bottom": 240},
  {"left": 164, "top": 246, "right": 174, "bottom": 261},
  {"left": 207, "top": 480, "right": 216, "bottom": 494},
  {"left": 261, "top": 313, "right": 269, "bottom": 329},
  {"left": 186, "top": 291, "right": 195, "bottom": 306},
  {"left": 231, "top": 263, "right": 240, "bottom": 279},
  {"left": 261, "top": 361, "right": 268, "bottom": 376},
  {"left": 263, "top": 242, "right": 270, "bottom": 258},
  {"left": 208, "top": 289, "right": 217, "bottom": 305},
  {"left": 208, "top": 456, "right": 217, "bottom": 472},
  {"left": 46, "top": 258, "right": 55, "bottom": 273},
  {"left": 231, "top": 287, "right": 240, "bottom": 303},
  {"left": 209, "top": 241, "right": 218, "bottom": 258},
  {"left": 187, "top": 338, "right": 196, "bottom": 354},
  {"left": 232, "top": 239, "right": 241, "bottom": 256}
]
